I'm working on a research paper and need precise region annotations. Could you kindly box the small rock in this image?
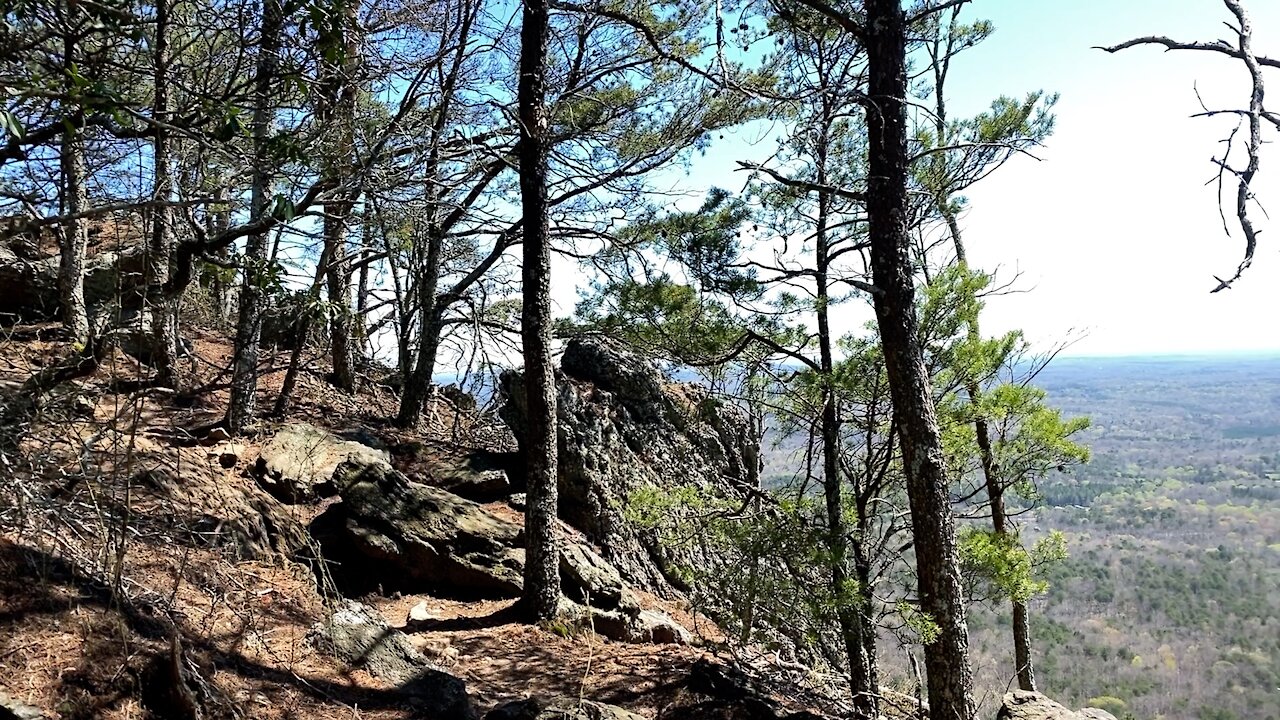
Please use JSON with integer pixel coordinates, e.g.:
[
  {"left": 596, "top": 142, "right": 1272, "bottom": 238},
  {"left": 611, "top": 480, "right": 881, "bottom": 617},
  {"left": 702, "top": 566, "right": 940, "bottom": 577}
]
[
  {"left": 201, "top": 426, "right": 231, "bottom": 445},
  {"left": 309, "top": 600, "right": 475, "bottom": 718},
  {"left": 408, "top": 600, "right": 434, "bottom": 623},
  {"left": 508, "top": 493, "right": 527, "bottom": 511},
  {"left": 209, "top": 442, "right": 243, "bottom": 469},
  {"left": 0, "top": 691, "right": 46, "bottom": 720}
]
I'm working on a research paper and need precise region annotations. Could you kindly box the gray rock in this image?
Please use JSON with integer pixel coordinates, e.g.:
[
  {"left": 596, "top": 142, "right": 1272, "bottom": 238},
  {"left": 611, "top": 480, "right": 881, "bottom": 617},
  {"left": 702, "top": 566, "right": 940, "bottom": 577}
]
[
  {"left": 484, "top": 697, "right": 645, "bottom": 720},
  {"left": 998, "top": 691, "right": 1119, "bottom": 720},
  {"left": 0, "top": 241, "right": 147, "bottom": 324},
  {"left": 501, "top": 338, "right": 759, "bottom": 596},
  {"left": 255, "top": 423, "right": 391, "bottom": 503},
  {"left": 558, "top": 596, "right": 692, "bottom": 646},
  {"left": 658, "top": 658, "right": 830, "bottom": 719},
  {"left": 635, "top": 608, "right": 693, "bottom": 645},
  {"left": 0, "top": 691, "right": 45, "bottom": 720},
  {"left": 309, "top": 600, "right": 475, "bottom": 718},
  {"left": 308, "top": 460, "right": 525, "bottom": 596},
  {"left": 311, "top": 458, "right": 646, "bottom": 609},
  {"left": 560, "top": 542, "right": 625, "bottom": 610}
]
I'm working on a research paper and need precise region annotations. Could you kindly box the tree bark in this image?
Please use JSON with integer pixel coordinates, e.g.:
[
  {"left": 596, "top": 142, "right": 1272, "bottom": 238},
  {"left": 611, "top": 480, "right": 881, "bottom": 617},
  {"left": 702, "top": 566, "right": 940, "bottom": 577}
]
[
  {"left": 150, "top": 0, "right": 179, "bottom": 388},
  {"left": 517, "top": 0, "right": 561, "bottom": 622},
  {"left": 320, "top": 0, "right": 360, "bottom": 393},
  {"left": 59, "top": 20, "right": 89, "bottom": 345},
  {"left": 865, "top": 1, "right": 975, "bottom": 718},
  {"left": 815, "top": 112, "right": 878, "bottom": 720},
  {"left": 226, "top": 0, "right": 283, "bottom": 434}
]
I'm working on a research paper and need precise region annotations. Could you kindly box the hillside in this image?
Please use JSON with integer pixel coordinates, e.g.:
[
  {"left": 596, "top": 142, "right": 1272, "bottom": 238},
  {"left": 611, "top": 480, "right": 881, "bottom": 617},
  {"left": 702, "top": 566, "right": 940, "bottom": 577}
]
[
  {"left": 976, "top": 356, "right": 1280, "bottom": 720},
  {"left": 0, "top": 325, "right": 866, "bottom": 720}
]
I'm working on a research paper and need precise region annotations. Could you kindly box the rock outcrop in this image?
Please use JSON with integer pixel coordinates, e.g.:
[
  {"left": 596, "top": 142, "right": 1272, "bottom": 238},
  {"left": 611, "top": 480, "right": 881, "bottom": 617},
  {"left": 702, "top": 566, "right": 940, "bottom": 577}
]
[
  {"left": 0, "top": 241, "right": 146, "bottom": 325},
  {"left": 998, "top": 691, "right": 1120, "bottom": 720},
  {"left": 309, "top": 600, "right": 475, "bottom": 718},
  {"left": 653, "top": 658, "right": 833, "bottom": 719},
  {"left": 500, "top": 338, "right": 759, "bottom": 595},
  {"left": 308, "top": 460, "right": 525, "bottom": 597},
  {"left": 307, "top": 458, "right": 695, "bottom": 644},
  {"left": 254, "top": 422, "right": 391, "bottom": 503}
]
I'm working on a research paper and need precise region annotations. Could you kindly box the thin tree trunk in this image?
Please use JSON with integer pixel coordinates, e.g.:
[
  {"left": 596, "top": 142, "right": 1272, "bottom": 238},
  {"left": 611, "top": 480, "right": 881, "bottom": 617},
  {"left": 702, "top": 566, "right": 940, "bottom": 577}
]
[
  {"left": 517, "top": 0, "right": 561, "bottom": 622},
  {"left": 226, "top": 0, "right": 282, "bottom": 434},
  {"left": 815, "top": 111, "right": 878, "bottom": 719},
  {"left": 394, "top": 4, "right": 475, "bottom": 427},
  {"left": 933, "top": 44, "right": 1038, "bottom": 690},
  {"left": 150, "top": 0, "right": 179, "bottom": 388},
  {"left": 321, "top": 0, "right": 359, "bottom": 393},
  {"left": 59, "top": 21, "right": 89, "bottom": 345},
  {"left": 209, "top": 186, "right": 232, "bottom": 320},
  {"left": 355, "top": 215, "right": 372, "bottom": 351},
  {"left": 865, "top": 1, "right": 975, "bottom": 718}
]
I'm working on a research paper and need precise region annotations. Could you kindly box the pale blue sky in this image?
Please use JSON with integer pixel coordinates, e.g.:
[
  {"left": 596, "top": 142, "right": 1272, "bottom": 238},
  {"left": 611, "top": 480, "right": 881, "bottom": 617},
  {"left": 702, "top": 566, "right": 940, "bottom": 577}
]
[{"left": 555, "top": 0, "right": 1280, "bottom": 357}]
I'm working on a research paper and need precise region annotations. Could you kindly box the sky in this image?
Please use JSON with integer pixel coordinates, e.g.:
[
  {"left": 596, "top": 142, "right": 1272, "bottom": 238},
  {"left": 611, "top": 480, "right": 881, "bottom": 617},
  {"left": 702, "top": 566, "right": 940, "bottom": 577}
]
[{"left": 552, "top": 0, "right": 1280, "bottom": 358}]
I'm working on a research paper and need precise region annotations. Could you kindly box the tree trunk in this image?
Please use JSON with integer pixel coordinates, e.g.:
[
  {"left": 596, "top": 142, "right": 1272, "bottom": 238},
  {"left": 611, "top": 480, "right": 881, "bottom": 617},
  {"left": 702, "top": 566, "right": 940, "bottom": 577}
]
[
  {"left": 321, "top": 0, "right": 360, "bottom": 393},
  {"left": 226, "top": 0, "right": 282, "bottom": 434},
  {"left": 937, "top": 71, "right": 1038, "bottom": 693},
  {"left": 865, "top": 1, "right": 975, "bottom": 718},
  {"left": 815, "top": 117, "right": 878, "bottom": 720},
  {"left": 354, "top": 216, "right": 373, "bottom": 351},
  {"left": 150, "top": 0, "right": 179, "bottom": 388},
  {"left": 209, "top": 187, "right": 232, "bottom": 321},
  {"left": 59, "top": 24, "right": 89, "bottom": 345},
  {"left": 517, "top": 0, "right": 561, "bottom": 622}
]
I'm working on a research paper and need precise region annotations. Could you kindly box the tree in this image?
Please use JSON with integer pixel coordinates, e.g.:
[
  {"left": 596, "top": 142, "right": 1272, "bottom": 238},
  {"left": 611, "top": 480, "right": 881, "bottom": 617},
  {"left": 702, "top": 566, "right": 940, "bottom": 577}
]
[
  {"left": 315, "top": 0, "right": 361, "bottom": 392},
  {"left": 517, "top": 0, "right": 561, "bottom": 621},
  {"left": 1098, "top": 0, "right": 1276, "bottom": 292},
  {"left": 914, "top": 5, "right": 1057, "bottom": 690},
  {"left": 149, "top": 0, "right": 180, "bottom": 387},
  {"left": 862, "top": 1, "right": 975, "bottom": 717},
  {"left": 226, "top": 0, "right": 284, "bottom": 434}
]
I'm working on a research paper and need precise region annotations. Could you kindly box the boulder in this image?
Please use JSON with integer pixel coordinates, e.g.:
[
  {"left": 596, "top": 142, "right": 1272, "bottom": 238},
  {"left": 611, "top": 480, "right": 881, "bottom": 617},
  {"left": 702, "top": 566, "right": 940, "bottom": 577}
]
[
  {"left": 635, "top": 609, "right": 693, "bottom": 645},
  {"left": 0, "top": 691, "right": 45, "bottom": 720},
  {"left": 308, "top": 460, "right": 524, "bottom": 597},
  {"left": 484, "top": 697, "right": 645, "bottom": 720},
  {"left": 560, "top": 542, "right": 626, "bottom": 610},
  {"left": 309, "top": 459, "right": 654, "bottom": 614},
  {"left": 558, "top": 595, "right": 692, "bottom": 646},
  {"left": 254, "top": 423, "right": 391, "bottom": 503},
  {"left": 500, "top": 338, "right": 759, "bottom": 595},
  {"left": 998, "top": 691, "right": 1119, "bottom": 720},
  {"left": 309, "top": 600, "right": 475, "bottom": 718}
]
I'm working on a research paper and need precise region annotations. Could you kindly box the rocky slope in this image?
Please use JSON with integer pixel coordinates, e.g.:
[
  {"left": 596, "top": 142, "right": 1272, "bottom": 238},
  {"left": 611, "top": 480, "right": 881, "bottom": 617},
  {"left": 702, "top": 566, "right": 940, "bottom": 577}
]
[
  {"left": 0, "top": 318, "right": 1118, "bottom": 720},
  {"left": 500, "top": 337, "right": 759, "bottom": 596}
]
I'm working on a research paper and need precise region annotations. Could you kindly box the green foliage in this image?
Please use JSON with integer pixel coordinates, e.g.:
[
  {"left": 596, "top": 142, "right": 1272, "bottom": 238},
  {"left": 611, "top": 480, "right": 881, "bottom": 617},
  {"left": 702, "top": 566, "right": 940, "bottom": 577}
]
[
  {"left": 960, "top": 527, "right": 1066, "bottom": 604},
  {"left": 1085, "top": 696, "right": 1129, "bottom": 717},
  {"left": 897, "top": 600, "right": 941, "bottom": 645},
  {"left": 571, "top": 277, "right": 744, "bottom": 363}
]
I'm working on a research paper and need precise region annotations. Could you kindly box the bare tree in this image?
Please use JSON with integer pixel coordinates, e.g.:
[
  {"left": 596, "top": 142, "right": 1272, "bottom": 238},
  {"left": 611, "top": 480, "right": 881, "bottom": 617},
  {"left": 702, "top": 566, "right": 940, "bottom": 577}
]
[{"left": 1098, "top": 0, "right": 1277, "bottom": 292}]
